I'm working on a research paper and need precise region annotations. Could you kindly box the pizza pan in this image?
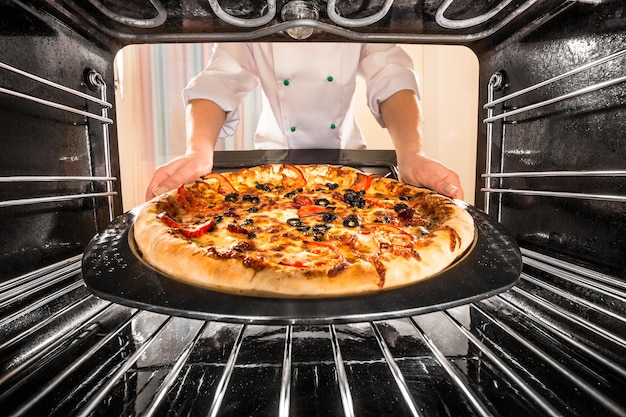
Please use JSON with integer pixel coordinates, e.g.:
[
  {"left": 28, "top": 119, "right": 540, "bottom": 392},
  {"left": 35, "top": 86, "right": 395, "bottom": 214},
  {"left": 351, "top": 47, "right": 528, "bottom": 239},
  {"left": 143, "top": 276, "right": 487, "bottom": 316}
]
[{"left": 82, "top": 203, "right": 522, "bottom": 325}]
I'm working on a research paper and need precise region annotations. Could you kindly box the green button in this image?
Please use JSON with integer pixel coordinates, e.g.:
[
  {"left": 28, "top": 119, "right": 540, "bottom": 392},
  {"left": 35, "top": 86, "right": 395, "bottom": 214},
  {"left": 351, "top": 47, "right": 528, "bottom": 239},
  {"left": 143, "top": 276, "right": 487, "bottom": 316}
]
[
  {"left": 330, "top": 123, "right": 336, "bottom": 129},
  {"left": 327, "top": 76, "right": 333, "bottom": 82},
  {"left": 290, "top": 126, "right": 296, "bottom": 132},
  {"left": 283, "top": 79, "right": 290, "bottom": 86}
]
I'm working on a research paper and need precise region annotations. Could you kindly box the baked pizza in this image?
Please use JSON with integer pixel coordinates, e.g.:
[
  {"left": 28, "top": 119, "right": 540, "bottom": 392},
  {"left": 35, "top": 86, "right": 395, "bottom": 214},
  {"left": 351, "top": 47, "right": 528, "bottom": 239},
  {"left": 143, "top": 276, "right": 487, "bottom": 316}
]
[{"left": 134, "top": 164, "right": 474, "bottom": 298}]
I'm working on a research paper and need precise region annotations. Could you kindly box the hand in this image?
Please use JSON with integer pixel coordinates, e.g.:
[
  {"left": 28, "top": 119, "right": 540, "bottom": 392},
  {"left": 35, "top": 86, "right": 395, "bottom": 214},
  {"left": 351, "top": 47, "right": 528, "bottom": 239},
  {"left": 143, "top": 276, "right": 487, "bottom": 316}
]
[
  {"left": 397, "top": 152, "right": 464, "bottom": 200},
  {"left": 145, "top": 150, "right": 214, "bottom": 200}
]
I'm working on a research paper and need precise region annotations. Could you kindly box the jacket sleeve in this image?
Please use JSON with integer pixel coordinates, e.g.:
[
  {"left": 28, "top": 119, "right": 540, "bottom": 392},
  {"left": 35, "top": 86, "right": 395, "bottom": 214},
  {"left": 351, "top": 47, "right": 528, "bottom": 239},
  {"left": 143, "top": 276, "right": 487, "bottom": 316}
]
[
  {"left": 182, "top": 43, "right": 259, "bottom": 137},
  {"left": 357, "top": 44, "right": 420, "bottom": 127}
]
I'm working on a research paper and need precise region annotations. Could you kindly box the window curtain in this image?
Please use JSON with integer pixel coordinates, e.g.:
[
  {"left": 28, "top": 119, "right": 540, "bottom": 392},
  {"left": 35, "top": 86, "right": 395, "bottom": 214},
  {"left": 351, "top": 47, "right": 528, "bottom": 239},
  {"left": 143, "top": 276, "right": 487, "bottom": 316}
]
[{"left": 115, "top": 43, "right": 256, "bottom": 210}]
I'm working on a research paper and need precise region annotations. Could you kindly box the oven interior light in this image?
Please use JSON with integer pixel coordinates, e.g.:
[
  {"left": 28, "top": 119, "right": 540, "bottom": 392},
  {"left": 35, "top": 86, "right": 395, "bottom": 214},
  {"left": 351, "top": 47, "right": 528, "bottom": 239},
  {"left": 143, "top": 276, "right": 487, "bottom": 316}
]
[{"left": 281, "top": 0, "right": 319, "bottom": 39}]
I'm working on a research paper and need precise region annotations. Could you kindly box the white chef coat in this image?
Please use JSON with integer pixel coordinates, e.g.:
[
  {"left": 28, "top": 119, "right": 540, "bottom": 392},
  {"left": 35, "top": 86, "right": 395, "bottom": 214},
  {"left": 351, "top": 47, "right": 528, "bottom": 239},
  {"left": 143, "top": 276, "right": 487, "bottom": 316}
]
[{"left": 183, "top": 43, "right": 420, "bottom": 150}]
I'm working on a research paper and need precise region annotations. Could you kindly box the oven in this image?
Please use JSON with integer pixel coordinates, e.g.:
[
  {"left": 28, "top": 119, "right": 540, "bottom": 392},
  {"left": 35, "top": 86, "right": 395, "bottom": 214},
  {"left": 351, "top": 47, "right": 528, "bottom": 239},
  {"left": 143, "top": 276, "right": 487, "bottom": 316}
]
[{"left": 1, "top": 1, "right": 625, "bottom": 416}]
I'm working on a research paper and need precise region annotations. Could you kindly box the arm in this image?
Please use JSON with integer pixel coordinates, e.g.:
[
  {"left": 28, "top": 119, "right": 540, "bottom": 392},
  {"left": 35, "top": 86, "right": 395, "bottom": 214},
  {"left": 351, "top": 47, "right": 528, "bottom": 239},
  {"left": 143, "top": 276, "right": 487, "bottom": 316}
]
[
  {"left": 380, "top": 89, "right": 464, "bottom": 200},
  {"left": 144, "top": 99, "right": 225, "bottom": 200}
]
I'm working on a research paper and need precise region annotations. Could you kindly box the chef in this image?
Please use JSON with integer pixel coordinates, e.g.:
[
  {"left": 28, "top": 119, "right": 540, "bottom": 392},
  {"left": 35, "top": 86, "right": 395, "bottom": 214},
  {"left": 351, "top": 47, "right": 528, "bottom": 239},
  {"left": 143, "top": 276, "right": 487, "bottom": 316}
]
[{"left": 146, "top": 43, "right": 464, "bottom": 200}]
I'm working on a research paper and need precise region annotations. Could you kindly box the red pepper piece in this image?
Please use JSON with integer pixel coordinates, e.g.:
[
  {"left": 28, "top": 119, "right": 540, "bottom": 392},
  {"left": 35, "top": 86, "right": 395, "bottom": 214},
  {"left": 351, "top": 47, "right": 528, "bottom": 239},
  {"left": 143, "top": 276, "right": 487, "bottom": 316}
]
[
  {"left": 305, "top": 240, "right": 346, "bottom": 261},
  {"left": 203, "top": 172, "right": 237, "bottom": 194},
  {"left": 177, "top": 185, "right": 197, "bottom": 209},
  {"left": 279, "top": 260, "right": 309, "bottom": 269},
  {"left": 297, "top": 205, "right": 333, "bottom": 218},
  {"left": 157, "top": 212, "right": 182, "bottom": 228},
  {"left": 351, "top": 172, "right": 373, "bottom": 192},
  {"left": 157, "top": 212, "right": 215, "bottom": 238},
  {"left": 293, "top": 195, "right": 313, "bottom": 206},
  {"left": 281, "top": 164, "right": 307, "bottom": 191},
  {"left": 365, "top": 198, "right": 392, "bottom": 209},
  {"left": 181, "top": 219, "right": 216, "bottom": 238}
]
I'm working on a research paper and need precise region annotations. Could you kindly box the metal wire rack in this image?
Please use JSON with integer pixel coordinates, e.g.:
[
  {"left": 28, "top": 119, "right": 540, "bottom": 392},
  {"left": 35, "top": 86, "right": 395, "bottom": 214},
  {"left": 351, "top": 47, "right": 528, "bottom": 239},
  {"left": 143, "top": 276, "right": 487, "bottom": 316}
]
[{"left": 1, "top": 246, "right": 625, "bottom": 416}]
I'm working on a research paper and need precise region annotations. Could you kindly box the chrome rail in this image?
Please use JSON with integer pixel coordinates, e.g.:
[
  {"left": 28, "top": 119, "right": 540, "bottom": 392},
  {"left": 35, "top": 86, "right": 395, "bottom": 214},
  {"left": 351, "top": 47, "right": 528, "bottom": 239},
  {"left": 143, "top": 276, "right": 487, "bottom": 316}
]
[
  {"left": 479, "top": 188, "right": 626, "bottom": 203},
  {"left": 208, "top": 324, "right": 247, "bottom": 417},
  {"left": 329, "top": 324, "right": 356, "bottom": 417},
  {"left": 279, "top": 325, "right": 294, "bottom": 417},
  {"left": 0, "top": 62, "right": 111, "bottom": 109},
  {"left": 483, "top": 74, "right": 626, "bottom": 123},
  {"left": 371, "top": 322, "right": 423, "bottom": 417},
  {"left": 0, "top": 63, "right": 118, "bottom": 220},
  {"left": 0, "top": 61, "right": 113, "bottom": 124},
  {"left": 0, "top": 192, "right": 118, "bottom": 209},
  {"left": 484, "top": 48, "right": 626, "bottom": 110}
]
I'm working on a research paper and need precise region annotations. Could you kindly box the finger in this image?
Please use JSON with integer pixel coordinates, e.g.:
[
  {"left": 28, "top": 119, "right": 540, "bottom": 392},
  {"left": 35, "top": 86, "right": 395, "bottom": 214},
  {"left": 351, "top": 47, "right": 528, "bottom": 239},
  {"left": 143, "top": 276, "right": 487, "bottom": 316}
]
[{"left": 429, "top": 177, "right": 464, "bottom": 200}]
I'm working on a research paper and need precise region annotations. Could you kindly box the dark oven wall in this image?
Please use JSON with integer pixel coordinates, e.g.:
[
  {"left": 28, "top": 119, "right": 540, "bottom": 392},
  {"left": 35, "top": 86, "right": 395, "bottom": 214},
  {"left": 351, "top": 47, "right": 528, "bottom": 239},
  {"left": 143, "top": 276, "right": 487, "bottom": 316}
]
[
  {"left": 474, "top": 1, "right": 626, "bottom": 276},
  {"left": 0, "top": 1, "right": 122, "bottom": 281}
]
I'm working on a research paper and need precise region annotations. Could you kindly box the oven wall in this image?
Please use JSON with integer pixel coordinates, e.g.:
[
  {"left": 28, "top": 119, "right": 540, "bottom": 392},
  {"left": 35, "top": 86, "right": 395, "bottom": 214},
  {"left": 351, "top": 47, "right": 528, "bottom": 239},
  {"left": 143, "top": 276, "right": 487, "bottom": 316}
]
[
  {"left": 474, "top": 2, "right": 626, "bottom": 274},
  {"left": 0, "top": 1, "right": 122, "bottom": 281}
]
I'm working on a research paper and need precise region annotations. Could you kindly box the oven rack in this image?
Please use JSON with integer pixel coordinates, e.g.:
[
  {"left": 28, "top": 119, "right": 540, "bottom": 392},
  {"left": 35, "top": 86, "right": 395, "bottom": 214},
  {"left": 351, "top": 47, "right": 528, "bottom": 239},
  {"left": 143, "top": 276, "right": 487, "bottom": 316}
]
[
  {"left": 53, "top": 0, "right": 562, "bottom": 44},
  {"left": 1, "top": 249, "right": 625, "bottom": 417},
  {"left": 0, "top": 61, "right": 117, "bottom": 221},
  {"left": 482, "top": 48, "right": 626, "bottom": 215}
]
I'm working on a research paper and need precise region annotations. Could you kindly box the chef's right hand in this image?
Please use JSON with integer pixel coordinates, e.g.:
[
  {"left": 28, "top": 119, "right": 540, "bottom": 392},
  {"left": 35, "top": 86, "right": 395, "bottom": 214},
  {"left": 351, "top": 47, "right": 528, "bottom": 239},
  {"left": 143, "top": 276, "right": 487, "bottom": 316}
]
[{"left": 145, "top": 150, "right": 214, "bottom": 200}]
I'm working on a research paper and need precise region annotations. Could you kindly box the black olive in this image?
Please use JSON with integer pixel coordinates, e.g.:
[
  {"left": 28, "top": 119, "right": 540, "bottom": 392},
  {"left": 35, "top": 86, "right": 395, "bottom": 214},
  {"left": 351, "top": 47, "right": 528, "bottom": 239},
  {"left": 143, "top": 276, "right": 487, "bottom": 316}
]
[
  {"left": 213, "top": 215, "right": 223, "bottom": 223},
  {"left": 284, "top": 191, "right": 297, "bottom": 198},
  {"left": 400, "top": 195, "right": 411, "bottom": 201},
  {"left": 242, "top": 218, "right": 254, "bottom": 226},
  {"left": 247, "top": 232, "right": 257, "bottom": 239},
  {"left": 343, "top": 214, "right": 360, "bottom": 228},
  {"left": 287, "top": 218, "right": 301, "bottom": 227},
  {"left": 343, "top": 191, "right": 365, "bottom": 208},
  {"left": 225, "top": 193, "right": 239, "bottom": 202},
  {"left": 394, "top": 203, "right": 409, "bottom": 212},
  {"left": 256, "top": 183, "right": 271, "bottom": 192},
  {"left": 313, "top": 224, "right": 331, "bottom": 234},
  {"left": 243, "top": 194, "right": 260, "bottom": 204},
  {"left": 297, "top": 225, "right": 311, "bottom": 233},
  {"left": 322, "top": 212, "right": 336, "bottom": 223},
  {"left": 315, "top": 198, "right": 330, "bottom": 207},
  {"left": 248, "top": 206, "right": 259, "bottom": 213},
  {"left": 326, "top": 182, "right": 339, "bottom": 190},
  {"left": 374, "top": 217, "right": 391, "bottom": 224},
  {"left": 313, "top": 233, "right": 324, "bottom": 242}
]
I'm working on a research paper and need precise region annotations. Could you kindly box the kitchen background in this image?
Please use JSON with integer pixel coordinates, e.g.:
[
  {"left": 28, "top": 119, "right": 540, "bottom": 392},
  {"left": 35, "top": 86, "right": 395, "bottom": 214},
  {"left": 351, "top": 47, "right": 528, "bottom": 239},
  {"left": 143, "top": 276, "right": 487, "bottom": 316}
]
[{"left": 114, "top": 43, "right": 479, "bottom": 210}]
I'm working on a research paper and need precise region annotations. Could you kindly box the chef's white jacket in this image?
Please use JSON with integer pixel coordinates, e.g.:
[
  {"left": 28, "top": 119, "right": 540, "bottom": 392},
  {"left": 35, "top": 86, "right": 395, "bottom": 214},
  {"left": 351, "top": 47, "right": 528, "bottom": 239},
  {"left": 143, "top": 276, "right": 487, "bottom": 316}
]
[{"left": 183, "top": 43, "right": 420, "bottom": 150}]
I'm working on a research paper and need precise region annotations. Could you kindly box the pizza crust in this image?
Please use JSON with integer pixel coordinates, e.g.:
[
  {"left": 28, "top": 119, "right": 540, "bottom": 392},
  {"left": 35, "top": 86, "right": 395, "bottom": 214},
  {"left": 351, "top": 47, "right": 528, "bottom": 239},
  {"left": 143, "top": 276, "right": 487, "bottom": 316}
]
[{"left": 133, "top": 164, "right": 475, "bottom": 298}]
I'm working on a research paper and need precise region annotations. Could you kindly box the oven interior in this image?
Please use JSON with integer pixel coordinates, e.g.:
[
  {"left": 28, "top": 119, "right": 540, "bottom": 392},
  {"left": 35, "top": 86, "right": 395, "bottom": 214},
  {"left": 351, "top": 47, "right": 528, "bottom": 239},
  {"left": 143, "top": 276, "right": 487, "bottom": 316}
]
[{"left": 1, "top": 1, "right": 625, "bottom": 416}]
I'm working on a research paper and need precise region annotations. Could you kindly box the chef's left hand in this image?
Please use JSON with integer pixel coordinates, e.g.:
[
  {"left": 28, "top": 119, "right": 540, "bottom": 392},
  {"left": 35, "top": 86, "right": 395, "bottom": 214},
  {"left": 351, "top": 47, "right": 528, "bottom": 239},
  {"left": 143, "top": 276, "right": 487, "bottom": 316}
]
[{"left": 397, "top": 152, "right": 464, "bottom": 200}]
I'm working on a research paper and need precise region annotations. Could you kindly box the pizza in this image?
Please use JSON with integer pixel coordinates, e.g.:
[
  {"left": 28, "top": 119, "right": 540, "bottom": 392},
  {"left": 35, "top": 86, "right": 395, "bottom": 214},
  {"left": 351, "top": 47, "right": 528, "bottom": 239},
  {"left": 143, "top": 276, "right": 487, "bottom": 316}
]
[{"left": 133, "top": 164, "right": 475, "bottom": 298}]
